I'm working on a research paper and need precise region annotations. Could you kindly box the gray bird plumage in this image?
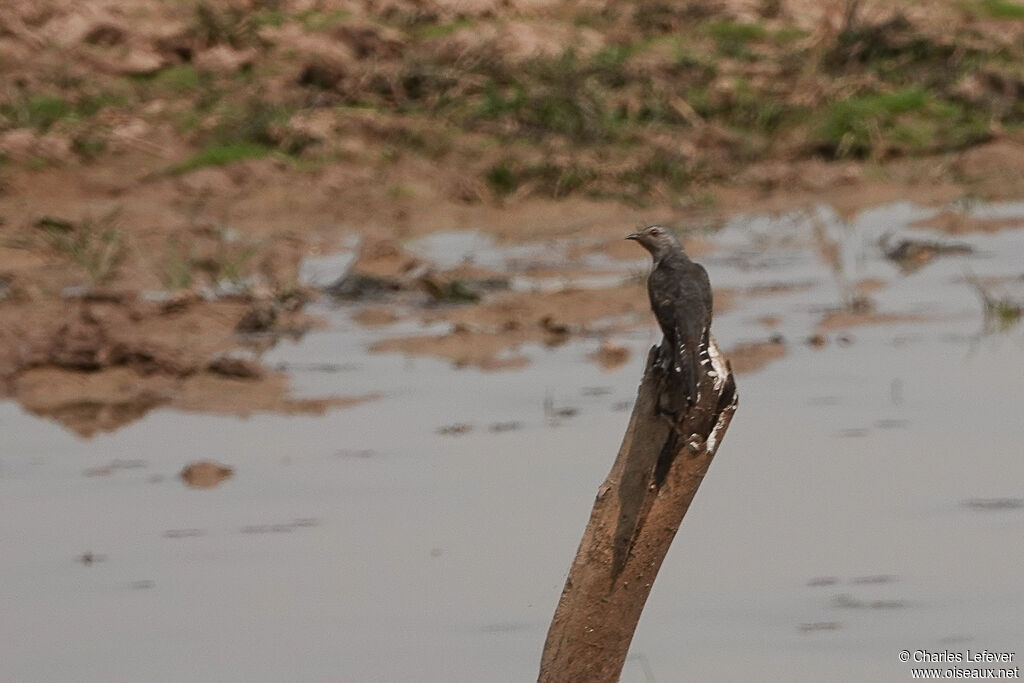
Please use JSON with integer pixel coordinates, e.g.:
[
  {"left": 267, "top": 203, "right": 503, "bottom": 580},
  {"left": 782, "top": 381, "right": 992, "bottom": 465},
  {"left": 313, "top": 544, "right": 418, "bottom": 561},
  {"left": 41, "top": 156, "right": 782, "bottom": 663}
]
[{"left": 627, "top": 225, "right": 713, "bottom": 415}]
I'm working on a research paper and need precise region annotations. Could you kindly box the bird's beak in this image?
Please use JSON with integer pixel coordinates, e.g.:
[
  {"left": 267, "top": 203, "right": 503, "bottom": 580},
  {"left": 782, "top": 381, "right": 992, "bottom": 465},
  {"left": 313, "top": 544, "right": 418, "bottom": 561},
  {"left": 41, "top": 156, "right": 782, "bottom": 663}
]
[{"left": 625, "top": 233, "right": 640, "bottom": 241}]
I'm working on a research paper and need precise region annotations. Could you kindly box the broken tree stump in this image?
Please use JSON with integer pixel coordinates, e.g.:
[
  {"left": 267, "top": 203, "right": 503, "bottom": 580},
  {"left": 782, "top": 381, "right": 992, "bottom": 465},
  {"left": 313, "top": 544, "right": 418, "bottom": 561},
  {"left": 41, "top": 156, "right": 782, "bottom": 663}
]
[{"left": 538, "top": 335, "right": 738, "bottom": 682}]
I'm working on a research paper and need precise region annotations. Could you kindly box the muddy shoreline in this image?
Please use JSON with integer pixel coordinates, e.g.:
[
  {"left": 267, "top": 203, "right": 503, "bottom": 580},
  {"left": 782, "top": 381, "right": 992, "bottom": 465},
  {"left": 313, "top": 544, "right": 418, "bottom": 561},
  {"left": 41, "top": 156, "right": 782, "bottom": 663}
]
[
  {"left": 3, "top": 162, "right": 1023, "bottom": 435},
  {"left": 6, "top": 0, "right": 1024, "bottom": 434}
]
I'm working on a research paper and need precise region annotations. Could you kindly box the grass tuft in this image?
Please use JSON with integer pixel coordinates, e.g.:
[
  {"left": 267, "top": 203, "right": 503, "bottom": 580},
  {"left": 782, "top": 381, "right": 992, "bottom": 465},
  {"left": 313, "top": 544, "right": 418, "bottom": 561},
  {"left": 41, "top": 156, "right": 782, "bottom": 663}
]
[
  {"left": 972, "top": 0, "right": 1024, "bottom": 18},
  {"left": 485, "top": 162, "right": 519, "bottom": 197},
  {"left": 965, "top": 274, "right": 1024, "bottom": 332},
  {"left": 171, "top": 142, "right": 271, "bottom": 174},
  {"left": 160, "top": 238, "right": 196, "bottom": 290},
  {"left": 191, "top": 3, "right": 262, "bottom": 48},
  {"left": 39, "top": 211, "right": 126, "bottom": 284},
  {"left": 153, "top": 65, "right": 203, "bottom": 93},
  {"left": 817, "top": 88, "right": 989, "bottom": 158},
  {"left": 2, "top": 95, "right": 72, "bottom": 131},
  {"left": 297, "top": 8, "right": 352, "bottom": 31},
  {"left": 709, "top": 20, "right": 768, "bottom": 59}
]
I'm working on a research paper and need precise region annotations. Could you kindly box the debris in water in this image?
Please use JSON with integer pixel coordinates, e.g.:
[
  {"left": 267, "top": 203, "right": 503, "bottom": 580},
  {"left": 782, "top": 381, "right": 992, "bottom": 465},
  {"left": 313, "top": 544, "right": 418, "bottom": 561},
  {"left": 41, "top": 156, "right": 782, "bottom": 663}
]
[
  {"left": 418, "top": 274, "right": 483, "bottom": 303},
  {"left": 335, "top": 449, "right": 376, "bottom": 459},
  {"left": 882, "top": 237, "right": 972, "bottom": 273},
  {"left": 240, "top": 519, "right": 318, "bottom": 534},
  {"left": 163, "top": 529, "right": 205, "bottom": 538},
  {"left": 799, "top": 622, "right": 842, "bottom": 633},
  {"left": 437, "top": 423, "right": 473, "bottom": 436},
  {"left": 807, "top": 577, "right": 839, "bottom": 587},
  {"left": 590, "top": 341, "right": 630, "bottom": 371},
  {"left": 544, "top": 393, "right": 579, "bottom": 423},
  {"left": 180, "top": 461, "right": 233, "bottom": 489},
  {"left": 325, "top": 272, "right": 403, "bottom": 300},
  {"left": 962, "top": 498, "right": 1024, "bottom": 511},
  {"left": 806, "top": 333, "right": 827, "bottom": 348},
  {"left": 77, "top": 551, "right": 105, "bottom": 565},
  {"left": 964, "top": 274, "right": 1023, "bottom": 333},
  {"left": 850, "top": 574, "right": 897, "bottom": 584}
]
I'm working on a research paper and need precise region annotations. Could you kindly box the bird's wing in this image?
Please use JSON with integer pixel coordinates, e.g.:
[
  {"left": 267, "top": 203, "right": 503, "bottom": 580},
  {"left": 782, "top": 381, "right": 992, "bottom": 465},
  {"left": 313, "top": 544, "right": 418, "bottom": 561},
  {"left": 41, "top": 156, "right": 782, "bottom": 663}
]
[
  {"left": 683, "top": 263, "right": 716, "bottom": 398},
  {"left": 649, "top": 264, "right": 707, "bottom": 405}
]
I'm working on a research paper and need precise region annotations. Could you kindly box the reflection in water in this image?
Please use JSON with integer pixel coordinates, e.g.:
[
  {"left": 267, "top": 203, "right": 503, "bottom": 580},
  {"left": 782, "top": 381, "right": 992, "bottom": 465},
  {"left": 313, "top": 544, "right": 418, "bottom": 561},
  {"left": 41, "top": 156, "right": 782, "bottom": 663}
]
[{"left": 1, "top": 202, "right": 1023, "bottom": 682}]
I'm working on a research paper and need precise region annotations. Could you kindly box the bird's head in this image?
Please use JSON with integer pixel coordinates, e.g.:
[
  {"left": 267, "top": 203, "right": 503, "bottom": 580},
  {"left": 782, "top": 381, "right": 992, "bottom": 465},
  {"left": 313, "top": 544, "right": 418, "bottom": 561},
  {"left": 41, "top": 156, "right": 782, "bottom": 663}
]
[{"left": 626, "top": 225, "right": 681, "bottom": 260}]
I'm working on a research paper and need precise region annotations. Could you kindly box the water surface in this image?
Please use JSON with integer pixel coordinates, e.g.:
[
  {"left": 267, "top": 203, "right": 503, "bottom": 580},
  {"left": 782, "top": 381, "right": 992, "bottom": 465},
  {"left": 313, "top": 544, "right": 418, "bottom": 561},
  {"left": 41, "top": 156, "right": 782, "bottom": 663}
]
[{"left": 2, "top": 202, "right": 1023, "bottom": 682}]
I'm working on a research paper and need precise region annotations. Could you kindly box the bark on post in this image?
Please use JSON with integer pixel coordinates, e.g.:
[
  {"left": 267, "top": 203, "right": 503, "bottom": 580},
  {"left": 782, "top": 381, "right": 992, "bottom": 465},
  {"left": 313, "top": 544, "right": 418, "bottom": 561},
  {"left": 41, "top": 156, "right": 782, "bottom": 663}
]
[{"left": 538, "top": 335, "right": 738, "bottom": 682}]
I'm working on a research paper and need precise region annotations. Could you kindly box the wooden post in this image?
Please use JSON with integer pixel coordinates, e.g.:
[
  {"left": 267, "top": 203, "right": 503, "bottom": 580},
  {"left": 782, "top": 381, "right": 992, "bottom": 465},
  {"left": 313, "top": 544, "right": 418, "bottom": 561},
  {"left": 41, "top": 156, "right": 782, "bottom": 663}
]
[{"left": 538, "top": 336, "right": 738, "bottom": 682}]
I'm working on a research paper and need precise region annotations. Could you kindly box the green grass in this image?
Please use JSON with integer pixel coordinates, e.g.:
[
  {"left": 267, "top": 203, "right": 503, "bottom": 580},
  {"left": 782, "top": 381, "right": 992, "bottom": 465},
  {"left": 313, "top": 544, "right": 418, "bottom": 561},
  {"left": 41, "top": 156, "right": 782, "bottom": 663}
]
[
  {"left": 708, "top": 20, "right": 768, "bottom": 59},
  {"left": 1, "top": 90, "right": 127, "bottom": 135},
  {"left": 673, "top": 45, "right": 718, "bottom": 77},
  {"left": 709, "top": 21, "right": 768, "bottom": 42},
  {"left": 171, "top": 142, "right": 271, "bottom": 174},
  {"left": 821, "top": 14, "right": 966, "bottom": 86},
  {"left": 0, "top": 91, "right": 124, "bottom": 164},
  {"left": 986, "top": 297, "right": 1024, "bottom": 329},
  {"left": 171, "top": 99, "right": 316, "bottom": 174},
  {"left": 485, "top": 162, "right": 519, "bottom": 197},
  {"left": 2, "top": 95, "right": 72, "bottom": 131},
  {"left": 252, "top": 8, "right": 287, "bottom": 28},
  {"left": 966, "top": 274, "right": 1024, "bottom": 332},
  {"left": 409, "top": 19, "right": 472, "bottom": 40},
  {"left": 129, "top": 65, "right": 207, "bottom": 110},
  {"left": 821, "top": 88, "right": 919, "bottom": 155},
  {"left": 773, "top": 27, "right": 809, "bottom": 44},
  {"left": 710, "top": 78, "right": 803, "bottom": 134},
  {"left": 153, "top": 65, "right": 203, "bottom": 92},
  {"left": 480, "top": 159, "right": 597, "bottom": 199},
  {"left": 816, "top": 88, "right": 989, "bottom": 158},
  {"left": 530, "top": 162, "right": 596, "bottom": 198},
  {"left": 616, "top": 149, "right": 695, "bottom": 198},
  {"left": 72, "top": 136, "right": 107, "bottom": 161},
  {"left": 971, "top": 0, "right": 1024, "bottom": 18},
  {"left": 209, "top": 100, "right": 314, "bottom": 154},
  {"left": 469, "top": 50, "right": 633, "bottom": 144},
  {"left": 78, "top": 91, "right": 126, "bottom": 117},
  {"left": 591, "top": 44, "right": 639, "bottom": 87},
  {"left": 212, "top": 100, "right": 280, "bottom": 146},
  {"left": 297, "top": 8, "right": 352, "bottom": 31}
]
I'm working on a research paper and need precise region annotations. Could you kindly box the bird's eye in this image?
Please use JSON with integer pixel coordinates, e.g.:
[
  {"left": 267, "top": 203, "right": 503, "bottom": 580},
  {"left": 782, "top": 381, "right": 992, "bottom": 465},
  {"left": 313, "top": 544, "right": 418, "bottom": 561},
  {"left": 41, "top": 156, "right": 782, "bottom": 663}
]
[{"left": 649, "top": 227, "right": 662, "bottom": 236}]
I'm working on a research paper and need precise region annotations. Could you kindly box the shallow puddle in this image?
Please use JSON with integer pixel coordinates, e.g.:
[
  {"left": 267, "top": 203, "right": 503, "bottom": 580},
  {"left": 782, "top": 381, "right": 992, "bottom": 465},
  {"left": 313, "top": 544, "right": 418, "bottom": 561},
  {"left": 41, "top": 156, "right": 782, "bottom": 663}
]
[{"left": 2, "top": 201, "right": 1023, "bottom": 682}]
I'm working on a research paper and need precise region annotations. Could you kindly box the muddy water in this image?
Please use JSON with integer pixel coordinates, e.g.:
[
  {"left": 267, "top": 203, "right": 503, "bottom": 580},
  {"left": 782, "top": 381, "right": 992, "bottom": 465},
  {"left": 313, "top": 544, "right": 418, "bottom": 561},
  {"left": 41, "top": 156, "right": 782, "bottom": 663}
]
[{"left": 2, "top": 202, "right": 1023, "bottom": 682}]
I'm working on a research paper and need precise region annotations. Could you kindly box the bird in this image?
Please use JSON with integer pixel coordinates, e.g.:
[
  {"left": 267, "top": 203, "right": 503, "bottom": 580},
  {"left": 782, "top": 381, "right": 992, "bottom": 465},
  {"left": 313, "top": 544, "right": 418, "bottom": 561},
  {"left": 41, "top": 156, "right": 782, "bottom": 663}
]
[{"left": 627, "top": 225, "right": 713, "bottom": 416}]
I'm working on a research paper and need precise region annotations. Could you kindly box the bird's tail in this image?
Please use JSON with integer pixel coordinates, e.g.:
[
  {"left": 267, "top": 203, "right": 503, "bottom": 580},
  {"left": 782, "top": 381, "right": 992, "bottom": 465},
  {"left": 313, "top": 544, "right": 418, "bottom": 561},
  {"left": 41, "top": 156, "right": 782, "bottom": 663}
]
[{"left": 683, "top": 345, "right": 700, "bottom": 407}]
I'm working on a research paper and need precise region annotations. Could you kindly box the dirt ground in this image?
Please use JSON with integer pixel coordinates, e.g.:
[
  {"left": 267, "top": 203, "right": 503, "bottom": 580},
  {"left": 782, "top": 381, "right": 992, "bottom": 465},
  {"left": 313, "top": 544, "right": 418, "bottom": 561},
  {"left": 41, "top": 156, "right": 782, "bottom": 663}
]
[{"left": 4, "top": 0, "right": 1024, "bottom": 435}]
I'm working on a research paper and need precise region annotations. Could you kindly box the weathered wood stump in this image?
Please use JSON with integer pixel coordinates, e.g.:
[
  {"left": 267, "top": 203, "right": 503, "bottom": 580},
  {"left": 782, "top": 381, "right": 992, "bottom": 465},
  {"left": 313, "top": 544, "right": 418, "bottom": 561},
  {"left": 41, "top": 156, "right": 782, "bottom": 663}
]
[{"left": 538, "top": 335, "right": 738, "bottom": 682}]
